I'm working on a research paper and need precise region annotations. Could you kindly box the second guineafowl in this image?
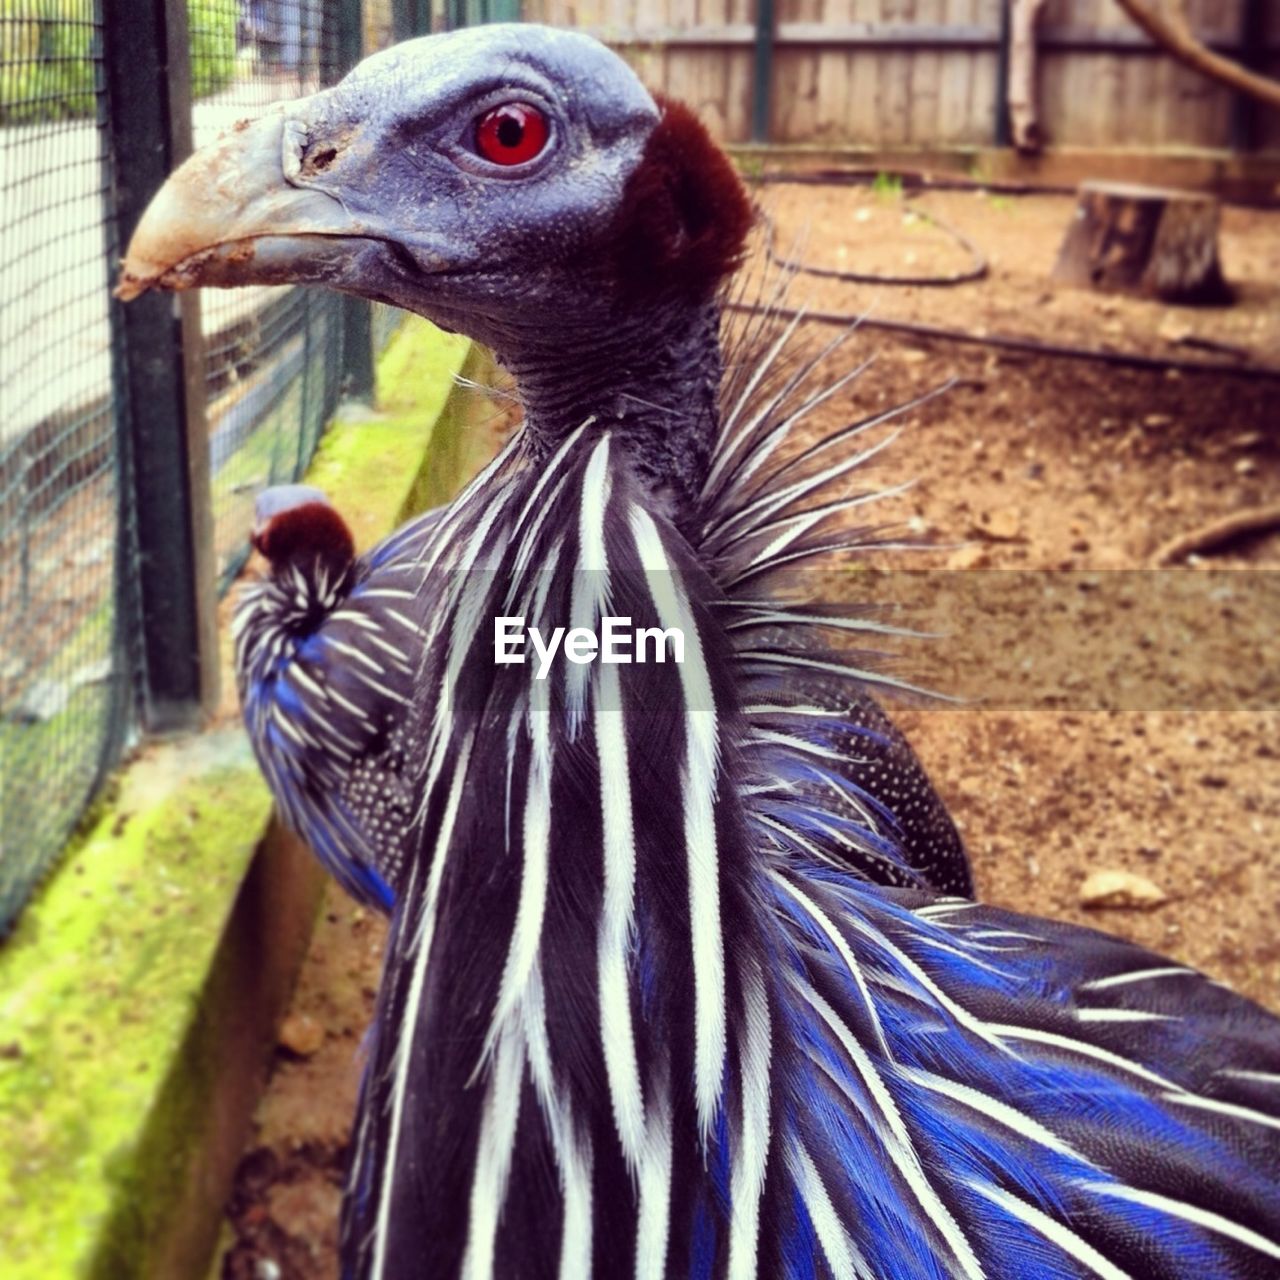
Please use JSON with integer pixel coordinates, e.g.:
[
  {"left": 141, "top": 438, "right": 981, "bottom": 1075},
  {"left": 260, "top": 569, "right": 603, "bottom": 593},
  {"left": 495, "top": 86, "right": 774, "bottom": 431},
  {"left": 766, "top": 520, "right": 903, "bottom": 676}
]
[{"left": 235, "top": 484, "right": 441, "bottom": 909}]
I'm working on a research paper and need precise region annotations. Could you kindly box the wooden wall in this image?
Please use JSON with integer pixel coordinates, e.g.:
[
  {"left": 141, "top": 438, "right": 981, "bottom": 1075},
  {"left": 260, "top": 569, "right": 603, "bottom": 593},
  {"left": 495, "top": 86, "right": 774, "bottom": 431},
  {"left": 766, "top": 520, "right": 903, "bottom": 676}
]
[
  {"left": 524, "top": 1, "right": 759, "bottom": 140},
  {"left": 1038, "top": 0, "right": 1241, "bottom": 148},
  {"left": 1260, "top": 0, "right": 1280, "bottom": 150},
  {"left": 769, "top": 0, "right": 1002, "bottom": 146},
  {"left": 519, "top": 0, "right": 1275, "bottom": 154}
]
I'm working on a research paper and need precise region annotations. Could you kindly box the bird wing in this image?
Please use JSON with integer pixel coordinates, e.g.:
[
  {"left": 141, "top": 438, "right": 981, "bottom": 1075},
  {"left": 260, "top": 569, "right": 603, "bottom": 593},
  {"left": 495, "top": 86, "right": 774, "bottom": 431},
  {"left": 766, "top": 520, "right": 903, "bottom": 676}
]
[
  {"left": 761, "top": 867, "right": 1280, "bottom": 1279},
  {"left": 704, "top": 296, "right": 971, "bottom": 898}
]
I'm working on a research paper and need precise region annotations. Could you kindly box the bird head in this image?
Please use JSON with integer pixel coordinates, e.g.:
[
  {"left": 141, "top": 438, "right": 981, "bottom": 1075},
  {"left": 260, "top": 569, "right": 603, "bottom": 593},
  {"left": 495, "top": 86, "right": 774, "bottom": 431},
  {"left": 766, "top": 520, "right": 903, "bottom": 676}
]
[
  {"left": 251, "top": 484, "right": 356, "bottom": 583},
  {"left": 117, "top": 25, "right": 752, "bottom": 356}
]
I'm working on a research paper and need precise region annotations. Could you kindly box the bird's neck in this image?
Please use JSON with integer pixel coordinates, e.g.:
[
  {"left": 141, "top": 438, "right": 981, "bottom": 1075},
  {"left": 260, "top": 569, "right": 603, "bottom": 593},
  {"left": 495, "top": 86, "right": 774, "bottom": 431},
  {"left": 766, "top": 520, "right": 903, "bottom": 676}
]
[
  {"left": 233, "top": 557, "right": 351, "bottom": 696},
  {"left": 347, "top": 435, "right": 773, "bottom": 1273},
  {"left": 502, "top": 294, "right": 723, "bottom": 516}
]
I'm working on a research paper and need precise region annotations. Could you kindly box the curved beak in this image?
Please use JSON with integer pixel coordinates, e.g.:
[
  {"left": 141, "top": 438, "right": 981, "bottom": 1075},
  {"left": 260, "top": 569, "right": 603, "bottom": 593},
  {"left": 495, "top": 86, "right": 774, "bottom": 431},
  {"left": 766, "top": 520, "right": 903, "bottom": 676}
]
[{"left": 116, "top": 108, "right": 376, "bottom": 301}]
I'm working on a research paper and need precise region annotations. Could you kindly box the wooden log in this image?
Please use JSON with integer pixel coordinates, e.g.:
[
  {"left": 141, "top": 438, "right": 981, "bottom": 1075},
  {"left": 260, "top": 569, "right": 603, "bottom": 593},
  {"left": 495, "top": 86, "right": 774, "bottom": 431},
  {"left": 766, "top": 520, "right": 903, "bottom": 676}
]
[
  {"left": 1051, "top": 180, "right": 1233, "bottom": 304},
  {"left": 1008, "top": 0, "right": 1048, "bottom": 152}
]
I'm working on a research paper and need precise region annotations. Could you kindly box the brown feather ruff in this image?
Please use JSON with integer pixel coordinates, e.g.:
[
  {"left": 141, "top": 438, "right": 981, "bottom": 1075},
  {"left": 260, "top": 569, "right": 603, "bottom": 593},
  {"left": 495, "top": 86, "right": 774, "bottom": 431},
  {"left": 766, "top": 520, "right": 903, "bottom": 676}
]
[
  {"left": 256, "top": 502, "right": 356, "bottom": 572},
  {"left": 610, "top": 95, "right": 755, "bottom": 300}
]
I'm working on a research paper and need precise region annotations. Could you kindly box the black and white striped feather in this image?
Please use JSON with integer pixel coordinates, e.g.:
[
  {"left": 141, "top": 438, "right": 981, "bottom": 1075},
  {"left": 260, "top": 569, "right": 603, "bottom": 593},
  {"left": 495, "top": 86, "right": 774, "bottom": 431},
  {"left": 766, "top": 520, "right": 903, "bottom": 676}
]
[
  {"left": 234, "top": 508, "right": 444, "bottom": 909},
  {"left": 339, "top": 334, "right": 1280, "bottom": 1278}
]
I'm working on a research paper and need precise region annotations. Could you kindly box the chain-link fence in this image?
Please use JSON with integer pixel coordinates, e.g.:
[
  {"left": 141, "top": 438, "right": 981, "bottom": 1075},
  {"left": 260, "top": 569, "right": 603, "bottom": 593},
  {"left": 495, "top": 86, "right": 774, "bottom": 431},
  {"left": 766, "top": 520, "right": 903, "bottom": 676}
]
[
  {"left": 0, "top": 0, "right": 126, "bottom": 935},
  {"left": 0, "top": 0, "right": 419, "bottom": 933},
  {"left": 190, "top": 2, "right": 347, "bottom": 588}
]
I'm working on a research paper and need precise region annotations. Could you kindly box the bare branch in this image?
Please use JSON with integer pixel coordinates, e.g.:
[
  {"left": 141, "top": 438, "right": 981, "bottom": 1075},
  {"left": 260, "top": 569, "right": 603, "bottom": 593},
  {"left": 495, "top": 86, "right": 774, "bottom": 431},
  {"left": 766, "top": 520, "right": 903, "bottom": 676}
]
[
  {"left": 1114, "top": 0, "right": 1280, "bottom": 112},
  {"left": 1008, "top": 0, "right": 1049, "bottom": 152}
]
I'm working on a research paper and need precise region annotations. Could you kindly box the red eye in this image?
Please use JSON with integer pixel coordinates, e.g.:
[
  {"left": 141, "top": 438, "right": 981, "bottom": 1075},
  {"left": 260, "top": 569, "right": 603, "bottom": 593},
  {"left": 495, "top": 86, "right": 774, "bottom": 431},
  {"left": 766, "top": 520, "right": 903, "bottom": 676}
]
[{"left": 475, "top": 103, "right": 549, "bottom": 167}]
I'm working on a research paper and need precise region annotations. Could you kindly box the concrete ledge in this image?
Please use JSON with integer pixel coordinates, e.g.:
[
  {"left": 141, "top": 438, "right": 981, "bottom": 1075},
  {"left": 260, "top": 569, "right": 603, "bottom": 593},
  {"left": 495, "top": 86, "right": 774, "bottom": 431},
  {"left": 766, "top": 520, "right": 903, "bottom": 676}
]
[
  {"left": 730, "top": 143, "right": 1280, "bottom": 202},
  {"left": 0, "top": 317, "right": 472, "bottom": 1280}
]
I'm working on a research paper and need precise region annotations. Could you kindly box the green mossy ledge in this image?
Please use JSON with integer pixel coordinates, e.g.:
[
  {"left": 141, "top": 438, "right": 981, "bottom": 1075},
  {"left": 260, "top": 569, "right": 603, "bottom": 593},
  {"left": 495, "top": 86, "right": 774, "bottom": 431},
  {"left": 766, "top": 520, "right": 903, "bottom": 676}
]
[{"left": 0, "top": 317, "right": 473, "bottom": 1280}]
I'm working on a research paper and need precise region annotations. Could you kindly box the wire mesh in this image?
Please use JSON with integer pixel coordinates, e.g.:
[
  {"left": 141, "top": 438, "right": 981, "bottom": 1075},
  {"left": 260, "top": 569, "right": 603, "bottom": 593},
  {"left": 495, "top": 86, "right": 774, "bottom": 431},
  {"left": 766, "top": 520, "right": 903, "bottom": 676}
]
[
  {"left": 0, "top": 1, "right": 129, "bottom": 933},
  {"left": 372, "top": 301, "right": 407, "bottom": 352},
  {"left": 0, "top": 0, "right": 409, "bottom": 932},
  {"left": 188, "top": 0, "right": 349, "bottom": 589}
]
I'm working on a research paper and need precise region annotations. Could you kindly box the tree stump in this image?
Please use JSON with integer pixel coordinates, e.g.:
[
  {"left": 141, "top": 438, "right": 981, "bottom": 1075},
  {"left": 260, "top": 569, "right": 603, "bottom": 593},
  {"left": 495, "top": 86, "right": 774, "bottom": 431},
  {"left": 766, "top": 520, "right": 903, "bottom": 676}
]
[{"left": 1051, "top": 181, "right": 1232, "bottom": 305}]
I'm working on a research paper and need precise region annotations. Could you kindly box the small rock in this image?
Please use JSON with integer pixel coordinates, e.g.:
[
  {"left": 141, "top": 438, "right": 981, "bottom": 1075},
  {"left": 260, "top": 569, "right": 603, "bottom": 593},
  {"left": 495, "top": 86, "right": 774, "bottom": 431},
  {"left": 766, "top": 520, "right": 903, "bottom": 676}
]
[
  {"left": 983, "top": 508, "right": 1022, "bottom": 541},
  {"left": 1079, "top": 869, "right": 1167, "bottom": 911},
  {"left": 946, "top": 545, "right": 988, "bottom": 571},
  {"left": 1234, "top": 457, "right": 1258, "bottom": 476},
  {"left": 1143, "top": 413, "right": 1173, "bottom": 429},
  {"left": 278, "top": 1012, "right": 324, "bottom": 1058},
  {"left": 1158, "top": 317, "right": 1193, "bottom": 344}
]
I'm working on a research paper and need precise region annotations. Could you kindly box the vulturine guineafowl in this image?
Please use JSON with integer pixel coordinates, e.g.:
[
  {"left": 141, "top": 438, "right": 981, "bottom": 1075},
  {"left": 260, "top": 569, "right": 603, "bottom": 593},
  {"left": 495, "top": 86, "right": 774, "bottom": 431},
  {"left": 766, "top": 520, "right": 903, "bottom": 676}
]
[
  {"left": 235, "top": 431, "right": 969, "bottom": 910},
  {"left": 121, "top": 24, "right": 1280, "bottom": 1280},
  {"left": 235, "top": 484, "right": 444, "bottom": 909}
]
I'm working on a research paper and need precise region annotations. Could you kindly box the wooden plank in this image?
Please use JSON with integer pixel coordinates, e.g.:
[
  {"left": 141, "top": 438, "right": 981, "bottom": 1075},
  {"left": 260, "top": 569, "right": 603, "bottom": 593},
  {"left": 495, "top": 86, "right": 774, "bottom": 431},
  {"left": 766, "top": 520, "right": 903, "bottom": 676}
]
[
  {"left": 773, "top": 0, "right": 822, "bottom": 143},
  {"left": 544, "top": 0, "right": 1277, "bottom": 153},
  {"left": 728, "top": 142, "right": 1280, "bottom": 194},
  {"left": 1121, "top": 46, "right": 1157, "bottom": 147},
  {"left": 773, "top": 49, "right": 820, "bottom": 142},
  {"left": 841, "top": 0, "right": 883, "bottom": 142},
  {"left": 910, "top": 0, "right": 946, "bottom": 143},
  {"left": 878, "top": 0, "right": 914, "bottom": 146},
  {"left": 970, "top": 0, "right": 1001, "bottom": 145},
  {"left": 813, "top": 0, "right": 852, "bottom": 141},
  {"left": 1260, "top": 54, "right": 1280, "bottom": 149},
  {"left": 562, "top": 23, "right": 1272, "bottom": 51},
  {"left": 1040, "top": 51, "right": 1079, "bottom": 145},
  {"left": 780, "top": 20, "right": 996, "bottom": 43},
  {"left": 724, "top": 47, "right": 755, "bottom": 141},
  {"left": 934, "top": 0, "right": 973, "bottom": 145}
]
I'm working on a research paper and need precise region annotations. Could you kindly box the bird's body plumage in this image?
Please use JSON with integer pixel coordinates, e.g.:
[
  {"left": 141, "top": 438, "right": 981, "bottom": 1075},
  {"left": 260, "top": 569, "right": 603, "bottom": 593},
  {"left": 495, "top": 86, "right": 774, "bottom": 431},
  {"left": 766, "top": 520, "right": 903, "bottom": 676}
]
[
  {"left": 233, "top": 312, "right": 970, "bottom": 910},
  {"left": 121, "top": 23, "right": 1280, "bottom": 1279},
  {"left": 234, "top": 499, "right": 444, "bottom": 908},
  {"left": 341, "top": 353, "right": 1280, "bottom": 1280}
]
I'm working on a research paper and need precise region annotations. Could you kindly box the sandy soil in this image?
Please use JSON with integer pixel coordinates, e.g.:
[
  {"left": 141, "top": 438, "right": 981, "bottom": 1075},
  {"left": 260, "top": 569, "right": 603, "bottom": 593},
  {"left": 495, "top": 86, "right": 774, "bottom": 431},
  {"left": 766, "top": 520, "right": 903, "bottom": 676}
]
[{"left": 217, "top": 183, "right": 1280, "bottom": 1280}]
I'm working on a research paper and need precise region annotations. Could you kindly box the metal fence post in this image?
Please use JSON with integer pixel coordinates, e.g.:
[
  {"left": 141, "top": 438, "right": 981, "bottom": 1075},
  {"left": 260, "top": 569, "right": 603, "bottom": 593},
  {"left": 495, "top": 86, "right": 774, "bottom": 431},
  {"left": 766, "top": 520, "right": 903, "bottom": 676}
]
[
  {"left": 334, "top": 0, "right": 376, "bottom": 401},
  {"left": 394, "top": 0, "right": 433, "bottom": 40},
  {"left": 993, "top": 0, "right": 1012, "bottom": 147},
  {"left": 751, "top": 0, "right": 775, "bottom": 143},
  {"left": 1232, "top": 0, "right": 1264, "bottom": 152},
  {"left": 101, "top": 0, "right": 218, "bottom": 731}
]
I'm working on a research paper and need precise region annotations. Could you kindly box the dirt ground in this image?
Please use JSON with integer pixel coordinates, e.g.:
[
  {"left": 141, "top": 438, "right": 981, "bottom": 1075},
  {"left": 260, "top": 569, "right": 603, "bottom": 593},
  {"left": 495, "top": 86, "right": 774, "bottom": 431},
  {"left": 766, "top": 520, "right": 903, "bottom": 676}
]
[{"left": 217, "top": 183, "right": 1280, "bottom": 1279}]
